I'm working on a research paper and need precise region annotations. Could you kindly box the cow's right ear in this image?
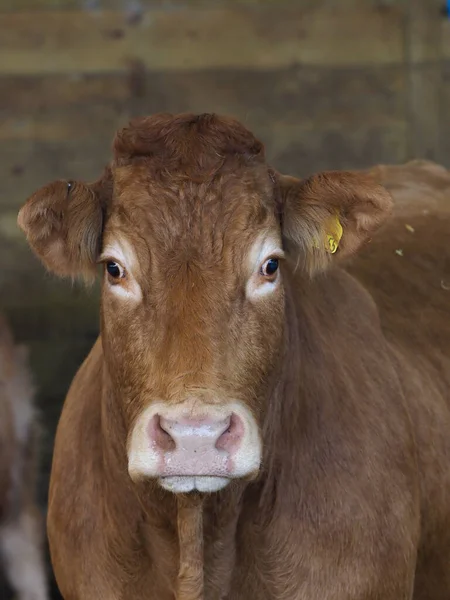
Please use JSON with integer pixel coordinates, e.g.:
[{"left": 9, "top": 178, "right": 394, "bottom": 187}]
[{"left": 17, "top": 169, "right": 112, "bottom": 282}]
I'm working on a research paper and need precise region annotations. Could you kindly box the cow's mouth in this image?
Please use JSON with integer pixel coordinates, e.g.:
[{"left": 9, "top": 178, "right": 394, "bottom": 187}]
[{"left": 159, "top": 475, "right": 230, "bottom": 494}]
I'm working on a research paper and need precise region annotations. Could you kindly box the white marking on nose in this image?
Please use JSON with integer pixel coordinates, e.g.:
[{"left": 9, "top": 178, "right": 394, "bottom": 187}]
[{"left": 127, "top": 401, "right": 262, "bottom": 493}]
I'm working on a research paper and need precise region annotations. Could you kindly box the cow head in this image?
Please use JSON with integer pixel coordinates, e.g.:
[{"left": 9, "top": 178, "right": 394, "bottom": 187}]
[{"left": 18, "top": 114, "right": 392, "bottom": 494}]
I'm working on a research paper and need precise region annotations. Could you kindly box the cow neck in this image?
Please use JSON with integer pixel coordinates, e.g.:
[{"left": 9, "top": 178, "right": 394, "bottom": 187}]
[
  {"left": 176, "top": 494, "right": 204, "bottom": 600},
  {"left": 258, "top": 274, "right": 303, "bottom": 509},
  {"left": 134, "top": 478, "right": 245, "bottom": 598}
]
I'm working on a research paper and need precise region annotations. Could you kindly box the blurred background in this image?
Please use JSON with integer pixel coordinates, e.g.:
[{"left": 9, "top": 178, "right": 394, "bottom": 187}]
[{"left": 0, "top": 0, "right": 448, "bottom": 597}]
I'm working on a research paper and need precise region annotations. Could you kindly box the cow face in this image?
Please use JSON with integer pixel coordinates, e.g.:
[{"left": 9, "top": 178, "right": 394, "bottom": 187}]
[{"left": 18, "top": 114, "right": 392, "bottom": 494}]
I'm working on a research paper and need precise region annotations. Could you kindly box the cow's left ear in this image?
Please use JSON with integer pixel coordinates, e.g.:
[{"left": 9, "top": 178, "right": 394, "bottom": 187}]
[{"left": 275, "top": 170, "right": 393, "bottom": 275}]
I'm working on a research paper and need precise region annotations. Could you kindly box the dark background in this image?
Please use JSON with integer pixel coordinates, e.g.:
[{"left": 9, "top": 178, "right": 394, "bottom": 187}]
[{"left": 1, "top": 0, "right": 449, "bottom": 597}]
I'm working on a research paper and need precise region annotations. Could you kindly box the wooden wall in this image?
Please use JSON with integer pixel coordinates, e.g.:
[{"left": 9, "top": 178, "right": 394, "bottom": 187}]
[{"left": 0, "top": 0, "right": 448, "bottom": 594}]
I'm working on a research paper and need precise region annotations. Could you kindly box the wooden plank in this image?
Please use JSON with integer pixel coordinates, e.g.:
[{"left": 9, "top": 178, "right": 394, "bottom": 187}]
[
  {"left": 440, "top": 12, "right": 450, "bottom": 165},
  {"left": 0, "top": 139, "right": 110, "bottom": 208},
  {"left": 406, "top": 65, "right": 442, "bottom": 160},
  {"left": 438, "top": 63, "right": 450, "bottom": 166},
  {"left": 405, "top": 0, "right": 443, "bottom": 159},
  {"left": 1, "top": 279, "right": 100, "bottom": 343},
  {"left": 27, "top": 339, "right": 96, "bottom": 399},
  {"left": 0, "top": 0, "right": 290, "bottom": 11},
  {"left": 0, "top": 0, "right": 398, "bottom": 13},
  {"left": 0, "top": 74, "right": 128, "bottom": 112},
  {"left": 0, "top": 65, "right": 407, "bottom": 207},
  {"left": 0, "top": 233, "right": 100, "bottom": 342},
  {"left": 0, "top": 74, "right": 128, "bottom": 142},
  {"left": 3, "top": 294, "right": 99, "bottom": 341},
  {"left": 439, "top": 13, "right": 450, "bottom": 60},
  {"left": 408, "top": 0, "right": 442, "bottom": 63},
  {"left": 0, "top": 66, "right": 406, "bottom": 143},
  {"left": 0, "top": 6, "right": 405, "bottom": 74},
  {"left": 268, "top": 122, "right": 408, "bottom": 177}
]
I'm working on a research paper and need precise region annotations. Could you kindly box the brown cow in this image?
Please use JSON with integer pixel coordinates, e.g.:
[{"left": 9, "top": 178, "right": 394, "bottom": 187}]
[
  {"left": 17, "top": 114, "right": 450, "bottom": 600},
  {"left": 0, "top": 315, "right": 49, "bottom": 600}
]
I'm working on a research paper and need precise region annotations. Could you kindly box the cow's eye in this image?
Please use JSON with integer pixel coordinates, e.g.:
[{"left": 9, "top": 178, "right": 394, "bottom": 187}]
[
  {"left": 260, "top": 258, "right": 279, "bottom": 278},
  {"left": 106, "top": 261, "right": 124, "bottom": 280}
]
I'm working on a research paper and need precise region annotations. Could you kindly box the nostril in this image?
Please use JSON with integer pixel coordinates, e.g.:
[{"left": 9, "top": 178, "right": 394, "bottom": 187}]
[
  {"left": 215, "top": 413, "right": 244, "bottom": 453},
  {"left": 150, "top": 415, "right": 176, "bottom": 452}
]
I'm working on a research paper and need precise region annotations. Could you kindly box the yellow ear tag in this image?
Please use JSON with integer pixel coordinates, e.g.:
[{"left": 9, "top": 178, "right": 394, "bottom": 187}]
[
  {"left": 325, "top": 215, "right": 343, "bottom": 254},
  {"left": 311, "top": 214, "right": 343, "bottom": 253}
]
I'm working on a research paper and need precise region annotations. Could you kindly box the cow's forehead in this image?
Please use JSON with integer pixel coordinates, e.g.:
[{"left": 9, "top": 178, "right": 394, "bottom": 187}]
[
  {"left": 111, "top": 160, "right": 273, "bottom": 205},
  {"left": 105, "top": 163, "right": 277, "bottom": 258}
]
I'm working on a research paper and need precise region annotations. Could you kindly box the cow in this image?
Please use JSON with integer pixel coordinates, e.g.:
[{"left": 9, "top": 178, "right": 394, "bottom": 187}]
[
  {"left": 17, "top": 113, "right": 450, "bottom": 600},
  {"left": 0, "top": 314, "right": 49, "bottom": 600}
]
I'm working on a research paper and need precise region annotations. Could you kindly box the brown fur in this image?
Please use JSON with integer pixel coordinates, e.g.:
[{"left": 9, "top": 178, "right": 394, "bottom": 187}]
[
  {"left": 0, "top": 314, "right": 49, "bottom": 600},
  {"left": 17, "top": 114, "right": 450, "bottom": 599},
  {"left": 177, "top": 495, "right": 204, "bottom": 600}
]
